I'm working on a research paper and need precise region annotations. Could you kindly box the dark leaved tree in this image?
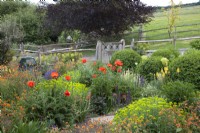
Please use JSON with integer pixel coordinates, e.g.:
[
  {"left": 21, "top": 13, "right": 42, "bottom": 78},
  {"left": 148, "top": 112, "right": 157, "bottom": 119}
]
[{"left": 45, "top": 0, "right": 154, "bottom": 37}]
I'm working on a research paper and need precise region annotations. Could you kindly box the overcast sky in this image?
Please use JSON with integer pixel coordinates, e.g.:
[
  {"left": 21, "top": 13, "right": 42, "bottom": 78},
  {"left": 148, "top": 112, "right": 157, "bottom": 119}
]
[{"left": 29, "top": 0, "right": 199, "bottom": 7}]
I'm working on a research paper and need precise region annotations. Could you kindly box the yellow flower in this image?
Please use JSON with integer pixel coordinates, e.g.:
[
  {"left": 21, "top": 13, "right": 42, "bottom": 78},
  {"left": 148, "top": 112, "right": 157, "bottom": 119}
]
[
  {"left": 176, "top": 68, "right": 180, "bottom": 73},
  {"left": 164, "top": 67, "right": 169, "bottom": 74},
  {"left": 162, "top": 72, "right": 165, "bottom": 78}
]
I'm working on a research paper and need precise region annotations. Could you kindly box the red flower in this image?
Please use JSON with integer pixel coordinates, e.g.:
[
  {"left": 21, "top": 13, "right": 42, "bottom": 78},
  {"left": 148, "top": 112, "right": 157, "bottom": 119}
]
[
  {"left": 98, "top": 67, "right": 106, "bottom": 74},
  {"left": 117, "top": 69, "right": 122, "bottom": 73},
  {"left": 107, "top": 63, "right": 112, "bottom": 68},
  {"left": 93, "top": 61, "right": 96, "bottom": 66},
  {"left": 111, "top": 66, "right": 116, "bottom": 71},
  {"left": 65, "top": 75, "right": 71, "bottom": 81},
  {"left": 27, "top": 81, "right": 35, "bottom": 88},
  {"left": 114, "top": 60, "right": 123, "bottom": 66},
  {"left": 51, "top": 72, "right": 59, "bottom": 79},
  {"left": 82, "top": 58, "right": 87, "bottom": 63},
  {"left": 92, "top": 74, "right": 97, "bottom": 78},
  {"left": 64, "top": 90, "right": 71, "bottom": 97}
]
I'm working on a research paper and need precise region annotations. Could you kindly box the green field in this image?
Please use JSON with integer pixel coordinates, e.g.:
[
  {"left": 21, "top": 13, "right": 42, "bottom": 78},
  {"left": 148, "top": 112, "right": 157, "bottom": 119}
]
[{"left": 122, "top": 5, "right": 200, "bottom": 50}]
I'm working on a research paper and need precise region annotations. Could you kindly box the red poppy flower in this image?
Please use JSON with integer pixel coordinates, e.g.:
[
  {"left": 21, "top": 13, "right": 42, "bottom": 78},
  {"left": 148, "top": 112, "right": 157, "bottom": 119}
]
[
  {"left": 92, "top": 74, "right": 97, "bottom": 78},
  {"left": 65, "top": 75, "right": 71, "bottom": 81},
  {"left": 117, "top": 69, "right": 122, "bottom": 73},
  {"left": 51, "top": 72, "right": 59, "bottom": 79},
  {"left": 27, "top": 81, "right": 35, "bottom": 88},
  {"left": 64, "top": 90, "right": 71, "bottom": 97},
  {"left": 114, "top": 60, "right": 123, "bottom": 66},
  {"left": 98, "top": 67, "right": 106, "bottom": 74},
  {"left": 93, "top": 61, "right": 96, "bottom": 66},
  {"left": 107, "top": 63, "right": 112, "bottom": 68},
  {"left": 82, "top": 58, "right": 87, "bottom": 63}
]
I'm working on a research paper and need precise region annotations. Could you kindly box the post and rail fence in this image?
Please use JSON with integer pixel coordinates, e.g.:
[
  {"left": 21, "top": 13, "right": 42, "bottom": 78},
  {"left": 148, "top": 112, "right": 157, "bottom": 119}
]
[{"left": 13, "top": 22, "right": 200, "bottom": 63}]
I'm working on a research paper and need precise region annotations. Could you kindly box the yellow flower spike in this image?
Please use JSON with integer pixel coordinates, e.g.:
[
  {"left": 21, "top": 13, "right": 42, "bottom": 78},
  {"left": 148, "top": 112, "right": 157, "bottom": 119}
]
[
  {"left": 164, "top": 67, "right": 168, "bottom": 73},
  {"left": 156, "top": 72, "right": 159, "bottom": 78},
  {"left": 161, "top": 69, "right": 164, "bottom": 73},
  {"left": 176, "top": 68, "right": 180, "bottom": 73},
  {"left": 162, "top": 72, "right": 165, "bottom": 78}
]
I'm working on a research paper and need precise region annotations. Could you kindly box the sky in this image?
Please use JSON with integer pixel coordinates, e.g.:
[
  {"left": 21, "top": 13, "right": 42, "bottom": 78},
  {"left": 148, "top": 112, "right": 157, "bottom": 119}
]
[{"left": 29, "top": 0, "right": 199, "bottom": 7}]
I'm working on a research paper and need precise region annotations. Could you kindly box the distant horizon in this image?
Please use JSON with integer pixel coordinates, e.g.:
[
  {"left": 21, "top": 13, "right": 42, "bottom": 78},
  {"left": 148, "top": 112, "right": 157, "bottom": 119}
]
[{"left": 29, "top": 0, "right": 199, "bottom": 7}]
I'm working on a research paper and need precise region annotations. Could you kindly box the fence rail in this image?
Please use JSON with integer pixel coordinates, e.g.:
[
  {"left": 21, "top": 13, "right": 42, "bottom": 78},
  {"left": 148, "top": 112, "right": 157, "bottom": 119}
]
[{"left": 126, "top": 22, "right": 200, "bottom": 41}]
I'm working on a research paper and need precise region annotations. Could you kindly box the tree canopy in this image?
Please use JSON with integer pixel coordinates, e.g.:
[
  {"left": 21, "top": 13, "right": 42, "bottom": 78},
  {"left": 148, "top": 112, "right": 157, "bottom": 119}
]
[{"left": 46, "top": 0, "right": 154, "bottom": 37}]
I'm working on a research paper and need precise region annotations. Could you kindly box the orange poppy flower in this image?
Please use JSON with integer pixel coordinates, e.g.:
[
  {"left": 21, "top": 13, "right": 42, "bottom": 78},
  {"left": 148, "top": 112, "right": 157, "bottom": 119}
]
[
  {"left": 27, "top": 81, "right": 35, "bottom": 88},
  {"left": 107, "top": 63, "right": 112, "bottom": 67},
  {"left": 98, "top": 67, "right": 106, "bottom": 74},
  {"left": 65, "top": 75, "right": 71, "bottom": 81},
  {"left": 114, "top": 60, "right": 123, "bottom": 66},
  {"left": 64, "top": 90, "right": 71, "bottom": 97},
  {"left": 93, "top": 61, "right": 96, "bottom": 66},
  {"left": 51, "top": 72, "right": 59, "bottom": 79},
  {"left": 82, "top": 58, "right": 87, "bottom": 63}
]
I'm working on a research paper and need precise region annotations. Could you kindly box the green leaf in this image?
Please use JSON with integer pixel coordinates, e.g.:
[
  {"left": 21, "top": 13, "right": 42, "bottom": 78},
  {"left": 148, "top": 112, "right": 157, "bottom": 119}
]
[{"left": 176, "top": 128, "right": 182, "bottom": 132}]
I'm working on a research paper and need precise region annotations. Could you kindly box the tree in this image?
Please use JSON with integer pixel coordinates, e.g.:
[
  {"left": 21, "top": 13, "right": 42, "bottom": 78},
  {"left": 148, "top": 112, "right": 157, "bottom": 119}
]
[
  {"left": 46, "top": 0, "right": 154, "bottom": 37},
  {"left": 164, "top": 0, "right": 181, "bottom": 38},
  {"left": 0, "top": 0, "right": 28, "bottom": 17},
  {"left": 0, "top": 15, "right": 23, "bottom": 65}
]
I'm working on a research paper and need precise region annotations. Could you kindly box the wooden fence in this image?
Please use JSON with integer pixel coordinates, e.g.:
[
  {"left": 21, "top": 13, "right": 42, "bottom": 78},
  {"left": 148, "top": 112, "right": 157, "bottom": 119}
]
[{"left": 127, "top": 22, "right": 200, "bottom": 46}]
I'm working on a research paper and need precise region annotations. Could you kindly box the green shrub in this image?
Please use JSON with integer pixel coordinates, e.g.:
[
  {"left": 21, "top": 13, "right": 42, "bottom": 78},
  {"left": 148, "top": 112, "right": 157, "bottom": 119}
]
[
  {"left": 190, "top": 40, "right": 200, "bottom": 50},
  {"left": 151, "top": 49, "right": 179, "bottom": 61},
  {"left": 169, "top": 50, "right": 200, "bottom": 89},
  {"left": 110, "top": 49, "right": 141, "bottom": 70},
  {"left": 137, "top": 56, "right": 164, "bottom": 81},
  {"left": 113, "top": 97, "right": 177, "bottom": 132},
  {"left": 10, "top": 121, "right": 47, "bottom": 133},
  {"left": 140, "top": 80, "right": 163, "bottom": 97},
  {"left": 133, "top": 43, "right": 150, "bottom": 55},
  {"left": 91, "top": 71, "right": 115, "bottom": 115},
  {"left": 162, "top": 81, "right": 197, "bottom": 103},
  {"left": 21, "top": 79, "right": 90, "bottom": 127}
]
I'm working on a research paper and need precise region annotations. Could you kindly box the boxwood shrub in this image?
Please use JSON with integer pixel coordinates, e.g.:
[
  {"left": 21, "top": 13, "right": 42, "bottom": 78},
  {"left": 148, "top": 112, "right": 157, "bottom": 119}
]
[
  {"left": 137, "top": 56, "right": 164, "bottom": 81},
  {"left": 190, "top": 40, "right": 200, "bottom": 50},
  {"left": 169, "top": 50, "right": 200, "bottom": 90},
  {"left": 151, "top": 49, "right": 179, "bottom": 61},
  {"left": 162, "top": 81, "right": 197, "bottom": 103},
  {"left": 110, "top": 49, "right": 141, "bottom": 70}
]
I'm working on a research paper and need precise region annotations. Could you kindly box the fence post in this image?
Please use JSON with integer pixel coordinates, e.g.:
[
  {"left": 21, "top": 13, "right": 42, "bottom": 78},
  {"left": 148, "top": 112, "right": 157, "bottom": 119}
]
[
  {"left": 95, "top": 40, "right": 102, "bottom": 61},
  {"left": 20, "top": 42, "right": 24, "bottom": 54},
  {"left": 138, "top": 24, "right": 144, "bottom": 41},
  {"left": 130, "top": 39, "right": 134, "bottom": 49},
  {"left": 173, "top": 26, "right": 177, "bottom": 49},
  {"left": 38, "top": 47, "right": 41, "bottom": 65}
]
